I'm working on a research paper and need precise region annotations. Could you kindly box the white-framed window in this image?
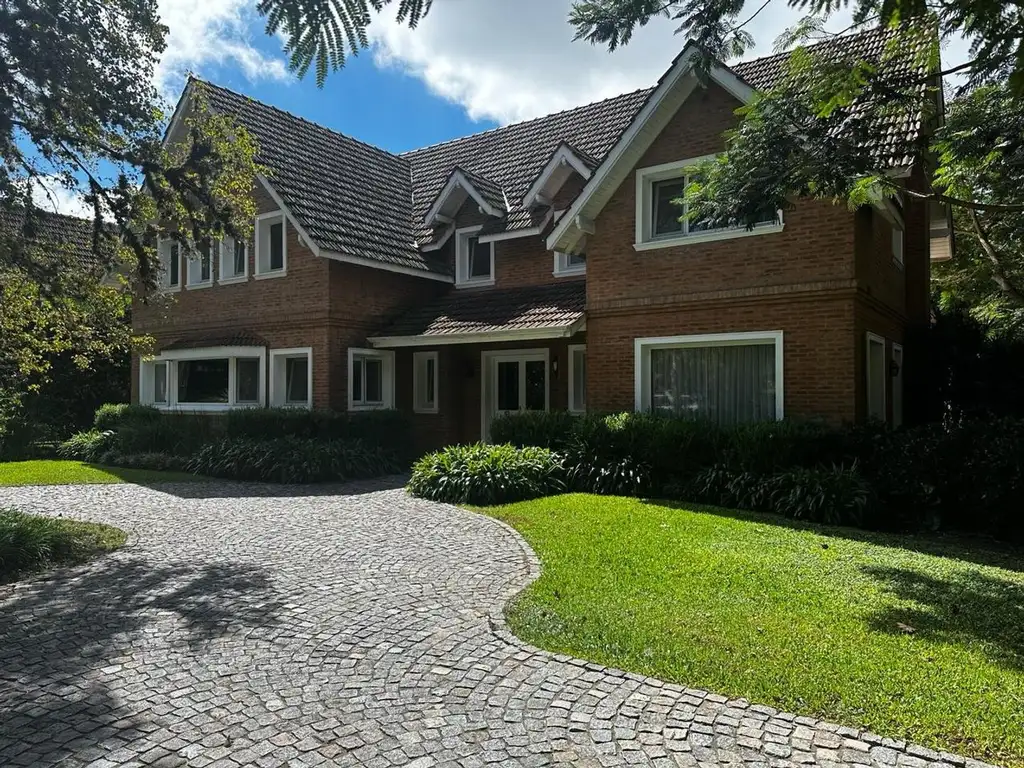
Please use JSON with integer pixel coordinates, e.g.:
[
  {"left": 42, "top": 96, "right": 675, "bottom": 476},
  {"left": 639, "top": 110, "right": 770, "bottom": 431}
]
[
  {"left": 554, "top": 251, "right": 586, "bottom": 277},
  {"left": 186, "top": 240, "right": 213, "bottom": 288},
  {"left": 413, "top": 351, "right": 439, "bottom": 414},
  {"left": 568, "top": 344, "right": 586, "bottom": 412},
  {"left": 892, "top": 224, "right": 905, "bottom": 268},
  {"left": 269, "top": 348, "right": 312, "bottom": 408},
  {"left": 634, "top": 331, "right": 784, "bottom": 424},
  {"left": 220, "top": 236, "right": 248, "bottom": 283},
  {"left": 348, "top": 348, "right": 395, "bottom": 410},
  {"left": 255, "top": 211, "right": 287, "bottom": 277},
  {"left": 139, "top": 347, "right": 266, "bottom": 411},
  {"left": 157, "top": 238, "right": 181, "bottom": 291},
  {"left": 634, "top": 156, "right": 782, "bottom": 251},
  {"left": 456, "top": 226, "right": 494, "bottom": 287},
  {"left": 891, "top": 342, "right": 904, "bottom": 427},
  {"left": 866, "top": 332, "right": 887, "bottom": 422}
]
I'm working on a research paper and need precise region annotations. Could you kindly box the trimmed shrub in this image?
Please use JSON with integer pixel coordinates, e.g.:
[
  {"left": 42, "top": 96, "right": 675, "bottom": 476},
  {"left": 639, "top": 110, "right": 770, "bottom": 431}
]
[
  {"left": 490, "top": 410, "right": 581, "bottom": 450},
  {"left": 97, "top": 452, "right": 188, "bottom": 473},
  {"left": 186, "top": 437, "right": 397, "bottom": 484},
  {"left": 93, "top": 403, "right": 161, "bottom": 431},
  {"left": 58, "top": 430, "right": 115, "bottom": 462},
  {"left": 407, "top": 444, "right": 565, "bottom": 505}
]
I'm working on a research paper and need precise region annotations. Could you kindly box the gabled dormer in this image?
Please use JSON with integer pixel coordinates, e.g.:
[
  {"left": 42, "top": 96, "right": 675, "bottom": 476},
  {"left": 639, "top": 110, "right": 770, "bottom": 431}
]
[
  {"left": 521, "top": 142, "right": 597, "bottom": 211},
  {"left": 423, "top": 166, "right": 508, "bottom": 227}
]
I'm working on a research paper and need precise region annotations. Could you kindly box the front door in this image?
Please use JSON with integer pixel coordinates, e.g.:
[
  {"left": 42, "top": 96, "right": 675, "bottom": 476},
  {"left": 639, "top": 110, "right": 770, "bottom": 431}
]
[{"left": 482, "top": 350, "right": 549, "bottom": 440}]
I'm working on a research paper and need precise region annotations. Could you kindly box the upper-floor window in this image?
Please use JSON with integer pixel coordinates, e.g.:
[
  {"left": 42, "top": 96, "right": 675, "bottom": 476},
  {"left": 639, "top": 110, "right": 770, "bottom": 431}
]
[
  {"left": 635, "top": 156, "right": 782, "bottom": 251},
  {"left": 186, "top": 240, "right": 213, "bottom": 288},
  {"left": 892, "top": 224, "right": 904, "bottom": 268},
  {"left": 256, "top": 211, "right": 287, "bottom": 277},
  {"left": 157, "top": 238, "right": 181, "bottom": 290},
  {"left": 456, "top": 227, "right": 494, "bottom": 287},
  {"left": 220, "top": 236, "right": 248, "bottom": 282},
  {"left": 554, "top": 251, "right": 586, "bottom": 277}
]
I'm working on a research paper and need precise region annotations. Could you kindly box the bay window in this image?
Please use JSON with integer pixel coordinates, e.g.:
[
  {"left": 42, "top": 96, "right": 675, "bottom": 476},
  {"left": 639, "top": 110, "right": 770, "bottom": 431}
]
[
  {"left": 139, "top": 348, "right": 267, "bottom": 410},
  {"left": 635, "top": 332, "right": 784, "bottom": 424}
]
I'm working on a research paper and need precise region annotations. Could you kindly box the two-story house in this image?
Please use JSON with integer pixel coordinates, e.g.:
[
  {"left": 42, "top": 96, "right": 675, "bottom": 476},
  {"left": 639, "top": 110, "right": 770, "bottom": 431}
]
[{"left": 133, "top": 27, "right": 950, "bottom": 453}]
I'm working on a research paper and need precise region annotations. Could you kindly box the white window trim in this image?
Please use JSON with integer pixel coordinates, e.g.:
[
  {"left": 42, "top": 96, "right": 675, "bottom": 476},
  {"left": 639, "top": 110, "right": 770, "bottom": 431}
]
[
  {"left": 185, "top": 242, "right": 214, "bottom": 290},
  {"left": 568, "top": 344, "right": 586, "bottom": 413},
  {"left": 480, "top": 348, "right": 550, "bottom": 441},
  {"left": 413, "top": 350, "right": 439, "bottom": 414},
  {"left": 634, "top": 156, "right": 784, "bottom": 251},
  {"left": 255, "top": 210, "right": 288, "bottom": 278},
  {"left": 866, "top": 332, "right": 887, "bottom": 422},
  {"left": 633, "top": 331, "right": 784, "bottom": 419},
  {"left": 455, "top": 225, "right": 495, "bottom": 288},
  {"left": 553, "top": 251, "right": 587, "bottom": 278},
  {"left": 348, "top": 347, "right": 395, "bottom": 411},
  {"left": 157, "top": 237, "right": 182, "bottom": 293},
  {"left": 140, "top": 346, "right": 267, "bottom": 412},
  {"left": 269, "top": 347, "right": 313, "bottom": 409},
  {"left": 219, "top": 236, "right": 249, "bottom": 284}
]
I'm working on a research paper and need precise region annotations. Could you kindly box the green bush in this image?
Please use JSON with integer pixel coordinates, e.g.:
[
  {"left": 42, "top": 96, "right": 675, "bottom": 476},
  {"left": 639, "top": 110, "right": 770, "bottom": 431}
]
[
  {"left": 93, "top": 403, "right": 161, "bottom": 431},
  {"left": 490, "top": 410, "right": 581, "bottom": 450},
  {"left": 185, "top": 437, "right": 398, "bottom": 484},
  {"left": 113, "top": 413, "right": 221, "bottom": 456},
  {"left": 223, "top": 408, "right": 411, "bottom": 450},
  {"left": 407, "top": 443, "right": 565, "bottom": 505},
  {"left": 98, "top": 452, "right": 188, "bottom": 473},
  {"left": 0, "top": 509, "right": 126, "bottom": 580},
  {"left": 58, "top": 429, "right": 115, "bottom": 462}
]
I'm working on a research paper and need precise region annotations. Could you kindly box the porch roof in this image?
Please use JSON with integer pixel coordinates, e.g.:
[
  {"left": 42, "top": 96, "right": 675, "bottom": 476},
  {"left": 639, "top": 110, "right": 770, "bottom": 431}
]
[
  {"left": 163, "top": 331, "right": 269, "bottom": 351},
  {"left": 368, "top": 281, "right": 586, "bottom": 347}
]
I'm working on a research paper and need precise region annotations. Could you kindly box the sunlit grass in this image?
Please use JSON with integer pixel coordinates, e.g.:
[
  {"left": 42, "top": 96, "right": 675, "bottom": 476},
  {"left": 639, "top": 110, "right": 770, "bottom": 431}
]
[{"left": 0, "top": 460, "right": 199, "bottom": 486}]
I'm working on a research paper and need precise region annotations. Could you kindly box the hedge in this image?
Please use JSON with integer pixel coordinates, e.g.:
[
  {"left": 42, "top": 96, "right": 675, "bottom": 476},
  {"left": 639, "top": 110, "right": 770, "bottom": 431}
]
[
  {"left": 408, "top": 444, "right": 565, "bottom": 505},
  {"left": 471, "top": 411, "right": 1024, "bottom": 542}
]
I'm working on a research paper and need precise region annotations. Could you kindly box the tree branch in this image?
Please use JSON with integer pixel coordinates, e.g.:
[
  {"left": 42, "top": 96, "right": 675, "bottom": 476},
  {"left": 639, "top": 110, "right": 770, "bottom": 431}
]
[{"left": 970, "top": 209, "right": 1024, "bottom": 305}]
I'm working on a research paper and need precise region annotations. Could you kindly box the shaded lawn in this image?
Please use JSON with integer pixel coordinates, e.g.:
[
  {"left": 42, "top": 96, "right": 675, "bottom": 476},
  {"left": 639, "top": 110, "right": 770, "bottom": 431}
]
[
  {"left": 1, "top": 508, "right": 126, "bottom": 583},
  {"left": 0, "top": 460, "right": 200, "bottom": 487},
  {"left": 483, "top": 494, "right": 1024, "bottom": 767}
]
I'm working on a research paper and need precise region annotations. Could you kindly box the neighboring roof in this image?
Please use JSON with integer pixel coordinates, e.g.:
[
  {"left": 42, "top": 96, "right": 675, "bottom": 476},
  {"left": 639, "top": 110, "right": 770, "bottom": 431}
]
[
  {"left": 163, "top": 331, "right": 269, "bottom": 350},
  {"left": 369, "top": 282, "right": 586, "bottom": 345},
  {"left": 0, "top": 207, "right": 111, "bottom": 268},
  {"left": 187, "top": 26, "right": 929, "bottom": 281}
]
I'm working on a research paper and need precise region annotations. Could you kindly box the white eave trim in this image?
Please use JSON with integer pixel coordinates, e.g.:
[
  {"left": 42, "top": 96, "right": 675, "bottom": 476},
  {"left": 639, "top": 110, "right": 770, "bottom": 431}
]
[
  {"left": 521, "top": 145, "right": 594, "bottom": 209},
  {"left": 477, "top": 209, "right": 554, "bottom": 244},
  {"left": 545, "top": 42, "right": 755, "bottom": 253},
  {"left": 368, "top": 317, "right": 585, "bottom": 348},
  {"left": 424, "top": 168, "right": 505, "bottom": 226},
  {"left": 321, "top": 250, "right": 454, "bottom": 283},
  {"left": 421, "top": 224, "right": 455, "bottom": 252}
]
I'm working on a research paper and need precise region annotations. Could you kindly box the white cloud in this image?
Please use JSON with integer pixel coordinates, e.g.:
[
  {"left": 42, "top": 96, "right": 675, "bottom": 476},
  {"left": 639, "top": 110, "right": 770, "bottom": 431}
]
[
  {"left": 368, "top": 0, "right": 970, "bottom": 126},
  {"left": 155, "top": 0, "right": 289, "bottom": 98},
  {"left": 30, "top": 176, "right": 101, "bottom": 221}
]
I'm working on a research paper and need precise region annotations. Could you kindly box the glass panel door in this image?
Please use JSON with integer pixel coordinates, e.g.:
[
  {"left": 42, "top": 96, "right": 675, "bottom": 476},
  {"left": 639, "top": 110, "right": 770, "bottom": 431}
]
[
  {"left": 496, "top": 360, "right": 520, "bottom": 415},
  {"left": 486, "top": 352, "right": 548, "bottom": 440},
  {"left": 524, "top": 360, "right": 546, "bottom": 410}
]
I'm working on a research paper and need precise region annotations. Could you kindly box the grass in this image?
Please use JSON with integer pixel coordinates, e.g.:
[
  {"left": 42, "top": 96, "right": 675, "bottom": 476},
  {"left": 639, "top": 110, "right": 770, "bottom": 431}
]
[
  {"left": 0, "top": 508, "right": 126, "bottom": 583},
  {"left": 0, "top": 460, "right": 200, "bottom": 486},
  {"left": 483, "top": 494, "right": 1024, "bottom": 766}
]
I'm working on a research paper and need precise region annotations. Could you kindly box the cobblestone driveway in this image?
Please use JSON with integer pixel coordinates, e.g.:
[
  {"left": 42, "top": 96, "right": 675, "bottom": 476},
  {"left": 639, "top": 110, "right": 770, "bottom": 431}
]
[{"left": 0, "top": 481, "right": 989, "bottom": 768}]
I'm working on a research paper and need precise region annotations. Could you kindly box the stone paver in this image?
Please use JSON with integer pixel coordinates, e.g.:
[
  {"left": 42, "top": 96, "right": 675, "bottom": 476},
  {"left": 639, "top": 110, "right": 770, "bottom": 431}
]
[{"left": 0, "top": 480, "right": 995, "bottom": 768}]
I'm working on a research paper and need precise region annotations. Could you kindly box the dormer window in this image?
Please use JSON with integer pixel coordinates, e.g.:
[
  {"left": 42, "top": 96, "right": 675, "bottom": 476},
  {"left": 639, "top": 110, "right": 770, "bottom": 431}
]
[
  {"left": 456, "top": 226, "right": 494, "bottom": 287},
  {"left": 255, "top": 211, "right": 287, "bottom": 277},
  {"left": 554, "top": 251, "right": 586, "bottom": 277}
]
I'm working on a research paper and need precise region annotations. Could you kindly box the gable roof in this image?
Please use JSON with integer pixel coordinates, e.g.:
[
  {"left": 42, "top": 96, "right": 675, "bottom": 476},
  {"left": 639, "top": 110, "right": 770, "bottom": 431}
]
[
  {"left": 186, "top": 25, "right": 928, "bottom": 282},
  {"left": 423, "top": 166, "right": 508, "bottom": 226},
  {"left": 0, "top": 207, "right": 114, "bottom": 269}
]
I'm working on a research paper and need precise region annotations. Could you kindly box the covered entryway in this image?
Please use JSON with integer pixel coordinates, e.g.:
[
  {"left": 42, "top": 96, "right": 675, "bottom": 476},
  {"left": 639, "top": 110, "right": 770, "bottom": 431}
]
[{"left": 481, "top": 348, "right": 549, "bottom": 440}]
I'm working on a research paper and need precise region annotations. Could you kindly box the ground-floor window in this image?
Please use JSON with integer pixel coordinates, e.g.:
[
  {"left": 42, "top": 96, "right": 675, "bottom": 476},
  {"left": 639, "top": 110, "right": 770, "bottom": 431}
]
[
  {"left": 568, "top": 344, "right": 586, "bottom": 412},
  {"left": 349, "top": 348, "right": 395, "bottom": 410},
  {"left": 634, "top": 331, "right": 784, "bottom": 424},
  {"left": 866, "top": 332, "right": 887, "bottom": 422},
  {"left": 413, "top": 351, "right": 438, "bottom": 413},
  {"left": 270, "top": 348, "right": 312, "bottom": 408},
  {"left": 140, "top": 347, "right": 267, "bottom": 411}
]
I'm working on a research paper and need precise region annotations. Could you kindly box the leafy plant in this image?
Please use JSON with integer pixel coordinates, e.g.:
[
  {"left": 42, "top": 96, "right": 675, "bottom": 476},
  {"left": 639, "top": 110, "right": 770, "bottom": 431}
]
[
  {"left": 0, "top": 508, "right": 126, "bottom": 581},
  {"left": 407, "top": 443, "right": 565, "bottom": 505},
  {"left": 93, "top": 403, "right": 161, "bottom": 431},
  {"left": 490, "top": 410, "right": 581, "bottom": 450},
  {"left": 58, "top": 429, "right": 115, "bottom": 462}
]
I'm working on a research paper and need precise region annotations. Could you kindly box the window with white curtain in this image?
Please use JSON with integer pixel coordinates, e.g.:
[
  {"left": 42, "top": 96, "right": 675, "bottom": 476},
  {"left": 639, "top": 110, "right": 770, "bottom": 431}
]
[{"left": 635, "top": 332, "right": 783, "bottom": 424}]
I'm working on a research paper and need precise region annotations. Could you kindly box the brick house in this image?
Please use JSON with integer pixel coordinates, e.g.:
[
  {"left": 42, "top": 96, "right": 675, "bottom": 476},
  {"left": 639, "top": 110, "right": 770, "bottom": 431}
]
[{"left": 133, "top": 27, "right": 951, "bottom": 452}]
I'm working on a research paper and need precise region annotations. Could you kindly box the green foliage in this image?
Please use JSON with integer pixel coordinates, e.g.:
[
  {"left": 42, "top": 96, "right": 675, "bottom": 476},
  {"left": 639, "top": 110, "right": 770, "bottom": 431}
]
[
  {"left": 58, "top": 430, "right": 115, "bottom": 462},
  {"left": 407, "top": 444, "right": 565, "bottom": 505},
  {"left": 489, "top": 410, "right": 581, "bottom": 450},
  {"left": 223, "top": 407, "right": 411, "bottom": 451},
  {"left": 0, "top": 508, "right": 125, "bottom": 581},
  {"left": 93, "top": 403, "right": 161, "bottom": 431},
  {"left": 186, "top": 437, "right": 397, "bottom": 484},
  {"left": 96, "top": 452, "right": 187, "bottom": 473},
  {"left": 0, "top": 460, "right": 201, "bottom": 486}
]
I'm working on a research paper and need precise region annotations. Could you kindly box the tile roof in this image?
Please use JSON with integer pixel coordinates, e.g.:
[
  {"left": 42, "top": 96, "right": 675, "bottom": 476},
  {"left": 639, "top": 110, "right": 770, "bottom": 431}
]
[
  {"left": 163, "top": 331, "right": 270, "bottom": 350},
  {"left": 370, "top": 281, "right": 586, "bottom": 340},
  {"left": 194, "top": 26, "right": 927, "bottom": 280},
  {"left": 0, "top": 207, "right": 113, "bottom": 268}
]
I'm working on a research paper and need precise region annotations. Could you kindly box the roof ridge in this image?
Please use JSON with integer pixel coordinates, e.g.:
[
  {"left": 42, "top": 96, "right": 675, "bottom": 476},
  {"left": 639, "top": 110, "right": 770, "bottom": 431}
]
[{"left": 190, "top": 76, "right": 406, "bottom": 165}]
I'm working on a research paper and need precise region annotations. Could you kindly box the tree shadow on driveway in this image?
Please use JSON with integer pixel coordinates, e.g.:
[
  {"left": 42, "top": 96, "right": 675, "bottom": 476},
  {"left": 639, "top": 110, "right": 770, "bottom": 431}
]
[{"left": 0, "top": 556, "right": 281, "bottom": 767}]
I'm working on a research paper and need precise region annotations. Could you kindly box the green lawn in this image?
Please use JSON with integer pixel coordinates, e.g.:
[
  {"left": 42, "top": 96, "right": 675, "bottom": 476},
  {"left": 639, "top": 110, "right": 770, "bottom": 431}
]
[
  {"left": 0, "top": 460, "right": 200, "bottom": 486},
  {"left": 1, "top": 508, "right": 127, "bottom": 582},
  {"left": 484, "top": 494, "right": 1024, "bottom": 766}
]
